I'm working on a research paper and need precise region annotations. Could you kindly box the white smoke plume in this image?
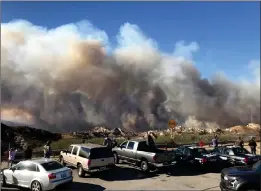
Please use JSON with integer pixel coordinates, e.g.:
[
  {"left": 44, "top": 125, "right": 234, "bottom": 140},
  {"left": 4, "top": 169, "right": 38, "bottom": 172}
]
[{"left": 1, "top": 19, "right": 260, "bottom": 132}]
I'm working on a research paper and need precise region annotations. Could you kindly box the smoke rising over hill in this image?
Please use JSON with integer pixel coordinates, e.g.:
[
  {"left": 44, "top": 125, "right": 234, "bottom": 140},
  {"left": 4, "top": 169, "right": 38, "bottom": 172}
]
[{"left": 1, "top": 20, "right": 260, "bottom": 132}]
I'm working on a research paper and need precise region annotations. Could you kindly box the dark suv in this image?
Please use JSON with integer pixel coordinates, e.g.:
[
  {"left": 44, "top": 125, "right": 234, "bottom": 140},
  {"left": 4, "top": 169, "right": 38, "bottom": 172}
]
[{"left": 220, "top": 160, "right": 261, "bottom": 191}]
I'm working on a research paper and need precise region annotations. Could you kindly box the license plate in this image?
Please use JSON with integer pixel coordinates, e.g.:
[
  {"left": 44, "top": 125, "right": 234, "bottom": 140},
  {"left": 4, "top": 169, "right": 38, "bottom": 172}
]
[
  {"left": 253, "top": 158, "right": 257, "bottom": 161},
  {"left": 61, "top": 173, "right": 67, "bottom": 178},
  {"left": 100, "top": 167, "right": 107, "bottom": 171},
  {"left": 210, "top": 159, "right": 216, "bottom": 162}
]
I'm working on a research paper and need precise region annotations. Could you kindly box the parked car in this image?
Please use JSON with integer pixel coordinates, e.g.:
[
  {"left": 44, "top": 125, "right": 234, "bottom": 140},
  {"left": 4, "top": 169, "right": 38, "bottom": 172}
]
[
  {"left": 210, "top": 145, "right": 261, "bottom": 166},
  {"left": 220, "top": 160, "right": 261, "bottom": 191},
  {"left": 1, "top": 159, "right": 73, "bottom": 191},
  {"left": 112, "top": 139, "right": 176, "bottom": 172},
  {"left": 174, "top": 145, "right": 225, "bottom": 170},
  {"left": 59, "top": 143, "right": 115, "bottom": 177}
]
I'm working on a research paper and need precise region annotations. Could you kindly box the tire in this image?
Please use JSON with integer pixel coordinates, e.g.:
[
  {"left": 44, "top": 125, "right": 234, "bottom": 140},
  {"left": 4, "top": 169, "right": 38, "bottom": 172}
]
[
  {"left": 77, "top": 164, "right": 85, "bottom": 177},
  {"left": 113, "top": 152, "right": 119, "bottom": 164},
  {"left": 140, "top": 160, "right": 149, "bottom": 172},
  {"left": 59, "top": 156, "right": 66, "bottom": 166},
  {"left": 31, "top": 180, "right": 42, "bottom": 191}
]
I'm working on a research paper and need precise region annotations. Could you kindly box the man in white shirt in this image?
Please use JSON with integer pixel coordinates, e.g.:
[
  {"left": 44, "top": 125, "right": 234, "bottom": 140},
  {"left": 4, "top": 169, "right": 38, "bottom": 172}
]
[{"left": 8, "top": 148, "right": 17, "bottom": 167}]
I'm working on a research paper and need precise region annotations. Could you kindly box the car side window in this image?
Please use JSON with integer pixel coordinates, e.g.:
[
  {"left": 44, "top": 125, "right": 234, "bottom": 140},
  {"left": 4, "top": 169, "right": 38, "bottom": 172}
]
[
  {"left": 72, "top": 146, "right": 79, "bottom": 155},
  {"left": 14, "top": 163, "right": 26, "bottom": 171},
  {"left": 228, "top": 150, "right": 234, "bottom": 155},
  {"left": 68, "top": 146, "right": 73, "bottom": 153},
  {"left": 127, "top": 142, "right": 135, "bottom": 150},
  {"left": 26, "top": 163, "right": 37, "bottom": 172},
  {"left": 121, "top": 141, "right": 128, "bottom": 148},
  {"left": 183, "top": 148, "right": 190, "bottom": 156},
  {"left": 175, "top": 148, "right": 183, "bottom": 155},
  {"left": 79, "top": 147, "right": 90, "bottom": 158},
  {"left": 224, "top": 149, "right": 230, "bottom": 155}
]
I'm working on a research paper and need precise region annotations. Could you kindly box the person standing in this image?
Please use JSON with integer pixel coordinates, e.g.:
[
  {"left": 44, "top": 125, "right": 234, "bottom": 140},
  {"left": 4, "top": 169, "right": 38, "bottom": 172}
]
[
  {"left": 8, "top": 148, "right": 16, "bottom": 167},
  {"left": 44, "top": 141, "right": 52, "bottom": 158},
  {"left": 103, "top": 135, "right": 112, "bottom": 148},
  {"left": 24, "top": 145, "right": 33, "bottom": 160},
  {"left": 199, "top": 139, "right": 204, "bottom": 148},
  {"left": 235, "top": 137, "right": 244, "bottom": 148},
  {"left": 212, "top": 135, "right": 219, "bottom": 148},
  {"left": 248, "top": 136, "right": 257, "bottom": 155}
]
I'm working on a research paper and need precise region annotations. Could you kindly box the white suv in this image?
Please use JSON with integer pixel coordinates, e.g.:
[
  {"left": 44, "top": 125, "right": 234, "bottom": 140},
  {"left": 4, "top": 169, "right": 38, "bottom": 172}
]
[{"left": 59, "top": 144, "right": 115, "bottom": 177}]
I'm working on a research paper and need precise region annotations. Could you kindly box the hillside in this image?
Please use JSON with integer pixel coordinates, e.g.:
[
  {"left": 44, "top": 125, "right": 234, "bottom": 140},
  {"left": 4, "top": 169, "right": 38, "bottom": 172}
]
[{"left": 1, "top": 122, "right": 62, "bottom": 154}]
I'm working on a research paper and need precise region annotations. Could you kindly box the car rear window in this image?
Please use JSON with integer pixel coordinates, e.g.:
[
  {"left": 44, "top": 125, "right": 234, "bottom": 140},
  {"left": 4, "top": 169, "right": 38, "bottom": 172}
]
[
  {"left": 232, "top": 147, "right": 250, "bottom": 154},
  {"left": 192, "top": 148, "right": 209, "bottom": 157},
  {"left": 41, "top": 161, "right": 64, "bottom": 171},
  {"left": 90, "top": 147, "right": 113, "bottom": 159}
]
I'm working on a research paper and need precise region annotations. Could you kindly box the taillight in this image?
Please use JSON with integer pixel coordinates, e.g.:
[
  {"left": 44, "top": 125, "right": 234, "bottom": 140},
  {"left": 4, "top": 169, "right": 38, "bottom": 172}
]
[
  {"left": 202, "top": 158, "right": 207, "bottom": 163},
  {"left": 153, "top": 155, "right": 157, "bottom": 162},
  {"left": 48, "top": 173, "right": 56, "bottom": 180},
  {"left": 87, "top": 159, "right": 91, "bottom": 166},
  {"left": 243, "top": 157, "right": 249, "bottom": 163}
]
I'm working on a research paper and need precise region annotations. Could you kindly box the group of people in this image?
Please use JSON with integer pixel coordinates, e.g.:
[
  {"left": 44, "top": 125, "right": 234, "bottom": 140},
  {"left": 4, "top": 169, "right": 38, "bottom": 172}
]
[
  {"left": 6, "top": 141, "right": 52, "bottom": 168},
  {"left": 210, "top": 135, "right": 257, "bottom": 155},
  {"left": 7, "top": 145, "right": 33, "bottom": 167},
  {"left": 235, "top": 136, "right": 257, "bottom": 155}
]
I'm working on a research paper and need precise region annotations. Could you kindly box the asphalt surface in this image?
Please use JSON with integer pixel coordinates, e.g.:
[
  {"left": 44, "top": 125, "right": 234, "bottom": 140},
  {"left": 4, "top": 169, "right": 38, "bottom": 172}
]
[{"left": 1, "top": 163, "right": 221, "bottom": 191}]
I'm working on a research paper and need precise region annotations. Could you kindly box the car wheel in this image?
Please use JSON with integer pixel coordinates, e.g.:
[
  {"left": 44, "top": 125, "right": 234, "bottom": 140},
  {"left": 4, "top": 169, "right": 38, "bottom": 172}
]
[
  {"left": 140, "top": 160, "right": 149, "bottom": 172},
  {"left": 2, "top": 175, "right": 6, "bottom": 187},
  {"left": 113, "top": 153, "right": 119, "bottom": 164},
  {"left": 59, "top": 156, "right": 66, "bottom": 166},
  {"left": 77, "top": 164, "right": 85, "bottom": 177},
  {"left": 31, "top": 180, "right": 42, "bottom": 191}
]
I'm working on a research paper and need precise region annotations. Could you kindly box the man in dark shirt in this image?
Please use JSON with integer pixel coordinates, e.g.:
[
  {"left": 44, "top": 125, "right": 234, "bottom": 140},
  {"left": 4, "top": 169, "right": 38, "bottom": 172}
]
[
  {"left": 248, "top": 136, "right": 257, "bottom": 155},
  {"left": 24, "top": 145, "right": 33, "bottom": 160},
  {"left": 235, "top": 137, "right": 244, "bottom": 148}
]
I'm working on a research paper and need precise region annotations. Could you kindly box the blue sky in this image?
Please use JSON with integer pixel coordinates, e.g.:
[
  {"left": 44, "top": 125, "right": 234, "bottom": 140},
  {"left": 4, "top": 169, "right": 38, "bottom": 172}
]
[{"left": 2, "top": 1, "right": 260, "bottom": 80}]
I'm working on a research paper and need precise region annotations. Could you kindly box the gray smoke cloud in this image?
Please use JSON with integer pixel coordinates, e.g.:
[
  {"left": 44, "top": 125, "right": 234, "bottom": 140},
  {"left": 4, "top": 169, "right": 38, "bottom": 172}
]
[{"left": 1, "top": 19, "right": 260, "bottom": 132}]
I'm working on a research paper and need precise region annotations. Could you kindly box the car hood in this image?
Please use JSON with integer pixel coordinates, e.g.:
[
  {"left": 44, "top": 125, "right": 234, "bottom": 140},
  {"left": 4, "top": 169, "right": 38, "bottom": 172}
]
[{"left": 222, "top": 166, "right": 255, "bottom": 176}]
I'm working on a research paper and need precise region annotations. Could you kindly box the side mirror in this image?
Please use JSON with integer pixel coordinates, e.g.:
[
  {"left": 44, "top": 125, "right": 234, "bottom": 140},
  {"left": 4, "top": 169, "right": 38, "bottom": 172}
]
[{"left": 10, "top": 167, "right": 15, "bottom": 171}]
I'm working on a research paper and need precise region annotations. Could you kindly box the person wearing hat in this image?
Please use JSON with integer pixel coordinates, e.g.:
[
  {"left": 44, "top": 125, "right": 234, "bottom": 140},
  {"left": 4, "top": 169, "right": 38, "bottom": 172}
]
[{"left": 248, "top": 136, "right": 257, "bottom": 155}]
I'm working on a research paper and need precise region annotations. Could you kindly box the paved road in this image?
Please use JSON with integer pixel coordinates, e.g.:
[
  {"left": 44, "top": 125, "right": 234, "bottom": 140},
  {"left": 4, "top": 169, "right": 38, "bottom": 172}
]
[{"left": 1, "top": 163, "right": 221, "bottom": 191}]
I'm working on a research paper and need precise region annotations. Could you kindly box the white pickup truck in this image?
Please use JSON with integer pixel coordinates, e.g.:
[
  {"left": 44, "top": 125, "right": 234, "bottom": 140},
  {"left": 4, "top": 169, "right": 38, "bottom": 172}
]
[{"left": 59, "top": 143, "right": 115, "bottom": 177}]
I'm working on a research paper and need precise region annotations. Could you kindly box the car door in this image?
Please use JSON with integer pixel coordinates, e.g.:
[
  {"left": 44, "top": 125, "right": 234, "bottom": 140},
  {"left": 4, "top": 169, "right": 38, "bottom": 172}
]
[
  {"left": 183, "top": 148, "right": 194, "bottom": 164},
  {"left": 175, "top": 147, "right": 184, "bottom": 162},
  {"left": 219, "top": 148, "right": 229, "bottom": 160},
  {"left": 18, "top": 162, "right": 38, "bottom": 188},
  {"left": 124, "top": 141, "right": 136, "bottom": 162},
  {"left": 64, "top": 145, "right": 74, "bottom": 164},
  {"left": 70, "top": 146, "right": 79, "bottom": 166},
  {"left": 11, "top": 162, "right": 27, "bottom": 186},
  {"left": 117, "top": 141, "right": 128, "bottom": 159}
]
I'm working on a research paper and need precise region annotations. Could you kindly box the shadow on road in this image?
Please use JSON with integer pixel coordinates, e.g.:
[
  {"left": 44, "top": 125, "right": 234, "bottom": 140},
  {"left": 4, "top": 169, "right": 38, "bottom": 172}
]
[
  {"left": 1, "top": 182, "right": 105, "bottom": 191},
  {"left": 58, "top": 182, "right": 106, "bottom": 191},
  {"left": 85, "top": 165, "right": 159, "bottom": 181}
]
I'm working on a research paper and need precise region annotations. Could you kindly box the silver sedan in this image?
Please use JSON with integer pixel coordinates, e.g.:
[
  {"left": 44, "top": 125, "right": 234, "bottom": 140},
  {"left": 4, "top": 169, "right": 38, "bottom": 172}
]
[{"left": 1, "top": 159, "right": 73, "bottom": 191}]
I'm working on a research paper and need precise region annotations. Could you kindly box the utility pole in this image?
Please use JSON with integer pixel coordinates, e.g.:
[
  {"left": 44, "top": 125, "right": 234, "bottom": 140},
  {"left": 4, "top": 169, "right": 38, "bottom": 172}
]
[{"left": 250, "top": 108, "right": 253, "bottom": 123}]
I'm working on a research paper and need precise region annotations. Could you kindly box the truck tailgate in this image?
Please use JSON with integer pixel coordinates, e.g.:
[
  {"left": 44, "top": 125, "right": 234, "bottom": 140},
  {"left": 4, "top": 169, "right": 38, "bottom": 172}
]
[{"left": 155, "top": 151, "right": 175, "bottom": 163}]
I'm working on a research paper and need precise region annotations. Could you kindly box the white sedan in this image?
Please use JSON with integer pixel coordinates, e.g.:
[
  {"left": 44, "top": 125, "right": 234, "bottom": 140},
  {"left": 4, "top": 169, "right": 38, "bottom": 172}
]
[{"left": 1, "top": 159, "right": 73, "bottom": 191}]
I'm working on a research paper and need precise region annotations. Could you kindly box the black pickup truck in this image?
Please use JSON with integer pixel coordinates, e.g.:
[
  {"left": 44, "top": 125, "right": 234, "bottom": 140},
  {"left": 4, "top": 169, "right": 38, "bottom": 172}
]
[
  {"left": 112, "top": 139, "right": 176, "bottom": 172},
  {"left": 220, "top": 160, "right": 261, "bottom": 191},
  {"left": 210, "top": 146, "right": 261, "bottom": 166},
  {"left": 174, "top": 145, "right": 225, "bottom": 170}
]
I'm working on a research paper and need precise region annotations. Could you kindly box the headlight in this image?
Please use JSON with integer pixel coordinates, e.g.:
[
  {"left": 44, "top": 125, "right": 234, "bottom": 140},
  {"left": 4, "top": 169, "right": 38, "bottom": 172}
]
[{"left": 224, "top": 175, "right": 228, "bottom": 180}]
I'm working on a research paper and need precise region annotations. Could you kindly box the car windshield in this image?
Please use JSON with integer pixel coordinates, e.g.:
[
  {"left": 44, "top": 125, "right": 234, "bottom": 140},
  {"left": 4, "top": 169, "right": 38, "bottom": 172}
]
[
  {"left": 252, "top": 161, "right": 261, "bottom": 172},
  {"left": 192, "top": 148, "right": 209, "bottom": 156},
  {"left": 232, "top": 147, "right": 250, "bottom": 154},
  {"left": 41, "top": 161, "right": 64, "bottom": 171}
]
